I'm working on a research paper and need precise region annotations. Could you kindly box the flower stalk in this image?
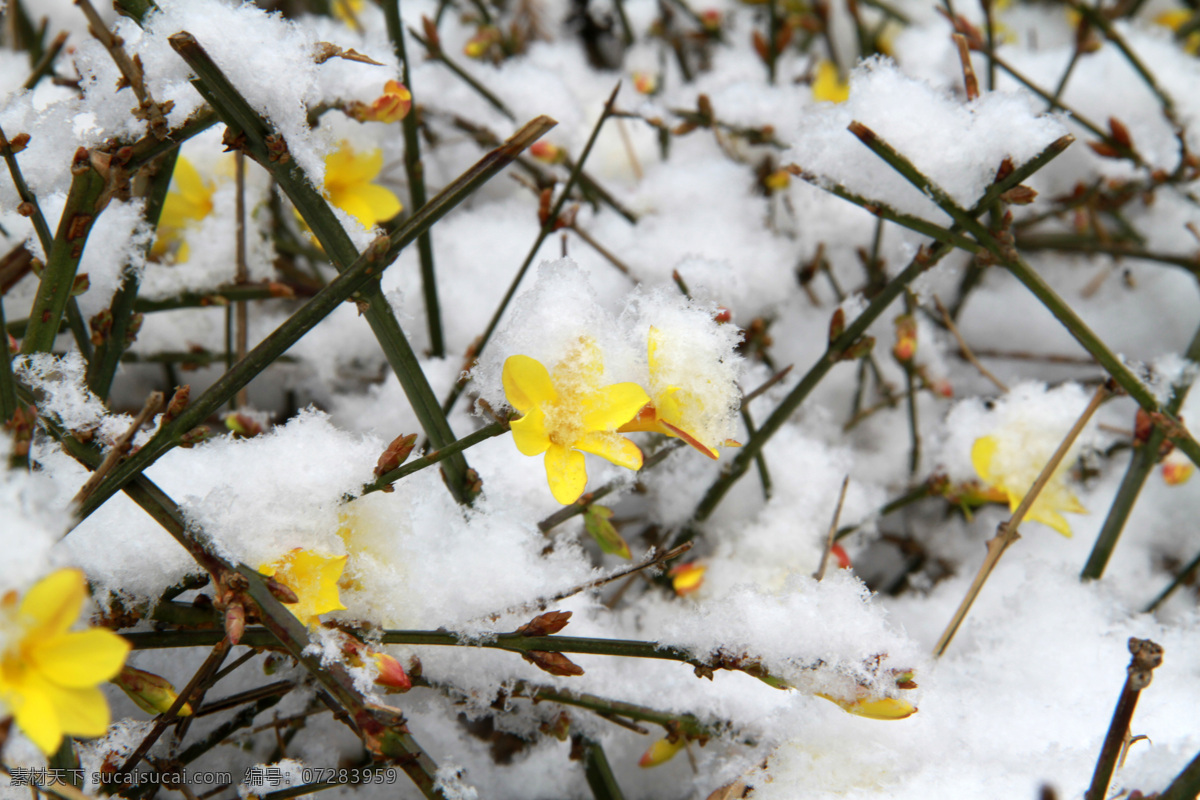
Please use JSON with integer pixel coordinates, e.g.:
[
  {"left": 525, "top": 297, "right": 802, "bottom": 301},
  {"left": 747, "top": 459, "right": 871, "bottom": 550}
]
[{"left": 934, "top": 382, "right": 1111, "bottom": 657}]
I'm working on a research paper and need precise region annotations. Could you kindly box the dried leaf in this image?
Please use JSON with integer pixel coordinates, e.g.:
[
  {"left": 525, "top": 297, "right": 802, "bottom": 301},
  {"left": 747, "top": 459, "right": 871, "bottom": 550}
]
[
  {"left": 828, "top": 307, "right": 845, "bottom": 343},
  {"left": 375, "top": 433, "right": 418, "bottom": 476},
  {"left": 516, "top": 610, "right": 573, "bottom": 637},
  {"left": 522, "top": 650, "right": 584, "bottom": 677}
]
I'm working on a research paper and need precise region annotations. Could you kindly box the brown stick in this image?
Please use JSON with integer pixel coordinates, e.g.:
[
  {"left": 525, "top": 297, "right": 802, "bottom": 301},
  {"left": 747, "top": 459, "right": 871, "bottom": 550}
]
[
  {"left": 934, "top": 381, "right": 1110, "bottom": 656},
  {"left": 934, "top": 295, "right": 1008, "bottom": 392},
  {"left": 1083, "top": 638, "right": 1164, "bottom": 800},
  {"left": 814, "top": 475, "right": 850, "bottom": 580},
  {"left": 72, "top": 392, "right": 164, "bottom": 506}
]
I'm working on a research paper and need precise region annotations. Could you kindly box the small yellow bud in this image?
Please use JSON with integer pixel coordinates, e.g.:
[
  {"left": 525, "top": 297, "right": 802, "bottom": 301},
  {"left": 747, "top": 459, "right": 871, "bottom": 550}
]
[
  {"left": 638, "top": 736, "right": 685, "bottom": 767},
  {"left": 113, "top": 665, "right": 193, "bottom": 717},
  {"left": 668, "top": 562, "right": 706, "bottom": 595}
]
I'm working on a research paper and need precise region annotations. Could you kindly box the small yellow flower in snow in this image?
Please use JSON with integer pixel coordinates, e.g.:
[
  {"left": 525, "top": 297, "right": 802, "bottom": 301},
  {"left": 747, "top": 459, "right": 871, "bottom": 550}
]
[
  {"left": 0, "top": 569, "right": 131, "bottom": 753},
  {"left": 971, "top": 434, "right": 1086, "bottom": 537},
  {"left": 668, "top": 562, "right": 706, "bottom": 595},
  {"left": 324, "top": 143, "right": 402, "bottom": 229},
  {"left": 812, "top": 60, "right": 850, "bottom": 104},
  {"left": 259, "top": 549, "right": 348, "bottom": 628},
  {"left": 638, "top": 736, "right": 685, "bottom": 767},
  {"left": 349, "top": 80, "right": 413, "bottom": 124},
  {"left": 157, "top": 156, "right": 217, "bottom": 261},
  {"left": 619, "top": 327, "right": 734, "bottom": 459},
  {"left": 503, "top": 338, "right": 650, "bottom": 504},
  {"left": 816, "top": 692, "right": 916, "bottom": 720}
]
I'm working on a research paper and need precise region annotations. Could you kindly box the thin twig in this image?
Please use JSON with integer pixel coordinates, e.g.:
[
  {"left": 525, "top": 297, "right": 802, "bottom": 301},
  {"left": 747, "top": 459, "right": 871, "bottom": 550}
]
[
  {"left": 384, "top": 0, "right": 444, "bottom": 357},
  {"left": 234, "top": 150, "right": 249, "bottom": 409},
  {"left": 933, "top": 382, "right": 1110, "bottom": 656},
  {"left": 71, "top": 391, "right": 164, "bottom": 506},
  {"left": 934, "top": 295, "right": 1008, "bottom": 392},
  {"left": 814, "top": 475, "right": 850, "bottom": 580},
  {"left": 1083, "top": 638, "right": 1164, "bottom": 800}
]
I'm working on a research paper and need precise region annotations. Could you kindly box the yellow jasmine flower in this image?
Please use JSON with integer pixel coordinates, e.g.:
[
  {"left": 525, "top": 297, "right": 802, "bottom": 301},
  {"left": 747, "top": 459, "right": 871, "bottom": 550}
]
[
  {"left": 619, "top": 327, "right": 733, "bottom": 459},
  {"left": 503, "top": 338, "right": 650, "bottom": 504},
  {"left": 157, "top": 156, "right": 217, "bottom": 261},
  {"left": 971, "top": 435, "right": 1086, "bottom": 537},
  {"left": 324, "top": 143, "right": 402, "bottom": 230},
  {"left": 0, "top": 568, "right": 131, "bottom": 754},
  {"left": 812, "top": 60, "right": 850, "bottom": 104},
  {"left": 259, "top": 549, "right": 349, "bottom": 628}
]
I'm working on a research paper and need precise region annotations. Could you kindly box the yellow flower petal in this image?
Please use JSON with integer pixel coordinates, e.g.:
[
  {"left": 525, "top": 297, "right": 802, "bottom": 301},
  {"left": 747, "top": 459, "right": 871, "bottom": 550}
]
[
  {"left": 333, "top": 183, "right": 402, "bottom": 228},
  {"left": 970, "top": 432, "right": 1085, "bottom": 537},
  {"left": 40, "top": 681, "right": 111, "bottom": 737},
  {"left": 11, "top": 677, "right": 61, "bottom": 754},
  {"left": 813, "top": 60, "right": 850, "bottom": 103},
  {"left": 1, "top": 569, "right": 127, "bottom": 753},
  {"left": 20, "top": 568, "right": 86, "bottom": 639},
  {"left": 326, "top": 145, "right": 383, "bottom": 184},
  {"left": 970, "top": 436, "right": 998, "bottom": 485},
  {"left": 31, "top": 629, "right": 130, "bottom": 688},
  {"left": 259, "top": 550, "right": 348, "bottom": 628},
  {"left": 818, "top": 693, "right": 917, "bottom": 720},
  {"left": 510, "top": 405, "right": 551, "bottom": 456},
  {"left": 581, "top": 383, "right": 650, "bottom": 431},
  {"left": 159, "top": 157, "right": 214, "bottom": 230},
  {"left": 545, "top": 443, "right": 587, "bottom": 504},
  {"left": 575, "top": 431, "right": 644, "bottom": 471},
  {"left": 1026, "top": 507, "right": 1073, "bottom": 538},
  {"left": 503, "top": 355, "right": 557, "bottom": 413}
]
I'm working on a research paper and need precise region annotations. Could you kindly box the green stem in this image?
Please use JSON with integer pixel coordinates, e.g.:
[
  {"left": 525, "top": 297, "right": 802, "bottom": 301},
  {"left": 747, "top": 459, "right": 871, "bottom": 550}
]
[
  {"left": 849, "top": 122, "right": 1200, "bottom": 469},
  {"left": 1144, "top": 546, "right": 1200, "bottom": 614},
  {"left": 582, "top": 739, "right": 626, "bottom": 800},
  {"left": 168, "top": 30, "right": 500, "bottom": 504},
  {"left": 71, "top": 114, "right": 556, "bottom": 525},
  {"left": 358, "top": 420, "right": 509, "bottom": 496},
  {"left": 23, "top": 30, "right": 68, "bottom": 91},
  {"left": 1083, "top": 322, "right": 1200, "bottom": 580},
  {"left": 691, "top": 248, "right": 944, "bottom": 525},
  {"left": 741, "top": 407, "right": 771, "bottom": 500},
  {"left": 19, "top": 150, "right": 109, "bottom": 355},
  {"left": 1158, "top": 749, "right": 1200, "bottom": 800},
  {"left": 689, "top": 133, "right": 1075, "bottom": 526},
  {"left": 0, "top": 121, "right": 55, "bottom": 261},
  {"left": 1014, "top": 233, "right": 1200, "bottom": 276},
  {"left": 1069, "top": 0, "right": 1178, "bottom": 124},
  {"left": 510, "top": 683, "right": 723, "bottom": 740},
  {"left": 87, "top": 148, "right": 178, "bottom": 400},
  {"left": 384, "top": 0, "right": 444, "bottom": 358},
  {"left": 0, "top": 297, "right": 17, "bottom": 421},
  {"left": 125, "top": 107, "right": 219, "bottom": 172},
  {"left": 408, "top": 28, "right": 515, "bottom": 120},
  {"left": 442, "top": 84, "right": 620, "bottom": 415},
  {"left": 125, "top": 628, "right": 710, "bottom": 670}
]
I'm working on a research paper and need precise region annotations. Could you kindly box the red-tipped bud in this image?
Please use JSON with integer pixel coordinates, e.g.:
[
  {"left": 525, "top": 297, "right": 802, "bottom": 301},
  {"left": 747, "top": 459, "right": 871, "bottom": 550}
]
[{"left": 373, "top": 652, "right": 412, "bottom": 692}]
